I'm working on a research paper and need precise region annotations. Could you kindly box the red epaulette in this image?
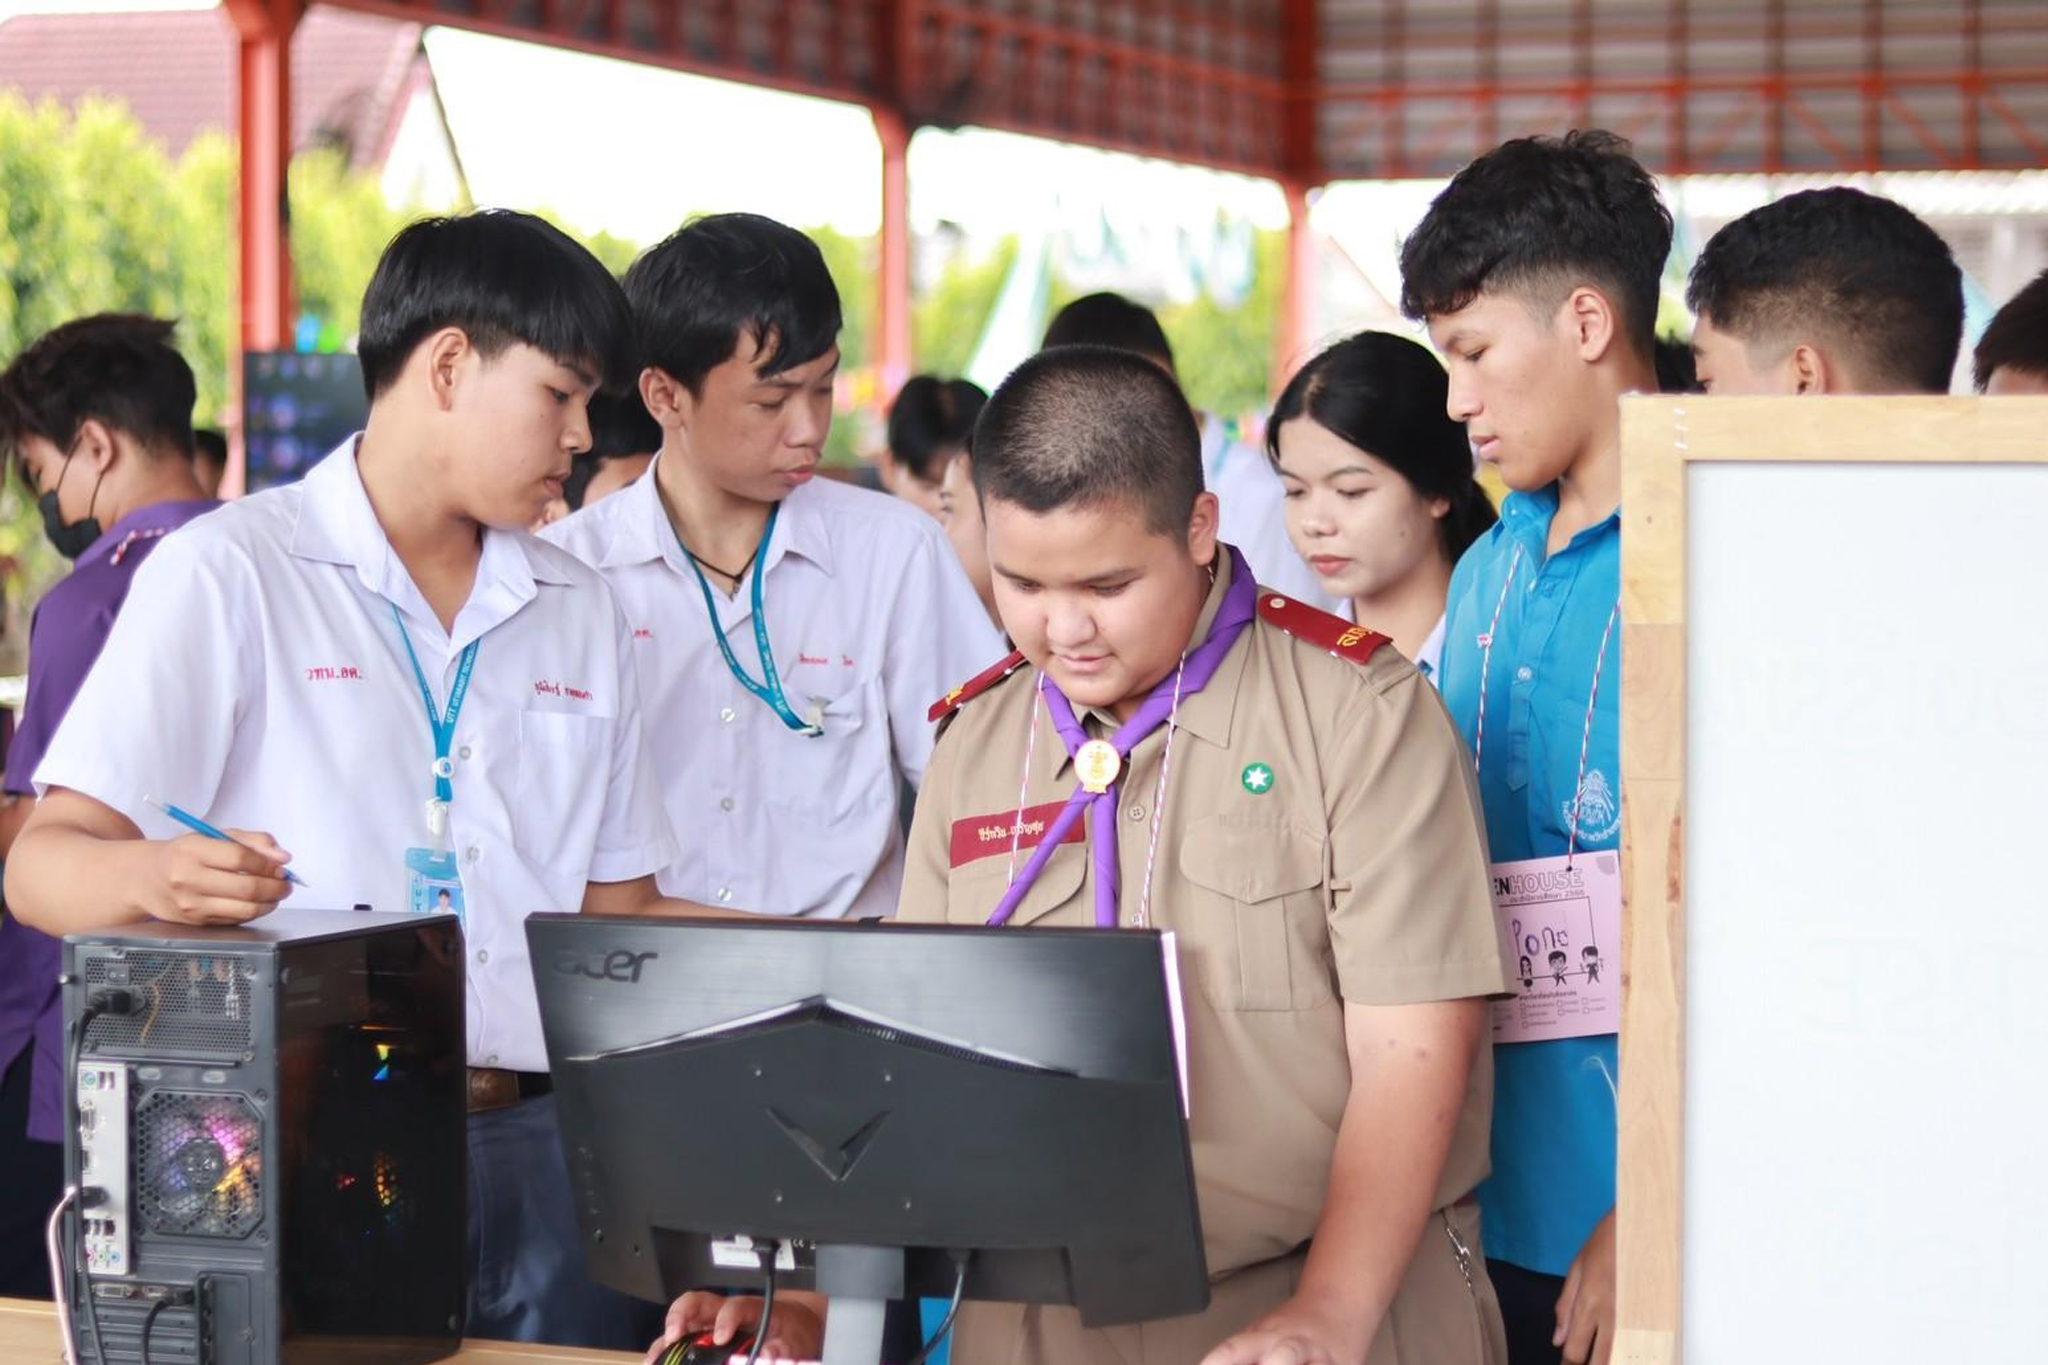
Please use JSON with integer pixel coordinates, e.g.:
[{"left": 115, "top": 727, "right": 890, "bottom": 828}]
[
  {"left": 1256, "top": 592, "right": 1391, "bottom": 665},
  {"left": 928, "top": 649, "right": 1028, "bottom": 723}
]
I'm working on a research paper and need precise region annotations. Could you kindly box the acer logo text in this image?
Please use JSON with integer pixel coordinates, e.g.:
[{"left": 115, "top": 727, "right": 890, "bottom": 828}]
[{"left": 553, "top": 949, "right": 659, "bottom": 984}]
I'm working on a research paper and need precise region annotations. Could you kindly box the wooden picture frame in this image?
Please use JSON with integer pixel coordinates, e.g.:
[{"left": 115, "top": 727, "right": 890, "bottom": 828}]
[{"left": 1613, "top": 394, "right": 2048, "bottom": 1365}]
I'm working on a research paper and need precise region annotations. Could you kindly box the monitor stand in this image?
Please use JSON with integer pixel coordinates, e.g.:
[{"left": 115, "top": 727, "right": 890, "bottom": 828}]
[{"left": 817, "top": 1245, "right": 903, "bottom": 1365}]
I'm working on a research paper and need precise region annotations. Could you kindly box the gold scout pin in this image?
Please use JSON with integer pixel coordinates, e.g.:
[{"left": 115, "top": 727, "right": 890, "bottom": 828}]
[{"left": 1074, "top": 739, "right": 1123, "bottom": 794}]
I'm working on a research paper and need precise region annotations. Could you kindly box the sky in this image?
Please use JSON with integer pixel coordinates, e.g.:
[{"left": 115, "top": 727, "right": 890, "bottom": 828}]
[{"left": 420, "top": 25, "right": 1291, "bottom": 247}]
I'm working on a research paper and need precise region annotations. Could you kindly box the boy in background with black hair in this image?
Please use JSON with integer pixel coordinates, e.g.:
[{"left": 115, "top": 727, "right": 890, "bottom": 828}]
[
  {"left": 9, "top": 211, "right": 723, "bottom": 1348},
  {"left": 1686, "top": 186, "right": 1964, "bottom": 396},
  {"left": 192, "top": 426, "right": 228, "bottom": 496},
  {"left": 1974, "top": 268, "right": 2048, "bottom": 396},
  {"left": 1041, "top": 292, "right": 1338, "bottom": 612},
  {"left": 565, "top": 388, "right": 661, "bottom": 511},
  {"left": 546, "top": 212, "right": 997, "bottom": 925},
  {"left": 880, "top": 374, "right": 984, "bottom": 519},
  {"left": 0, "top": 313, "right": 218, "bottom": 1298},
  {"left": 1401, "top": 129, "right": 1672, "bottom": 1365}
]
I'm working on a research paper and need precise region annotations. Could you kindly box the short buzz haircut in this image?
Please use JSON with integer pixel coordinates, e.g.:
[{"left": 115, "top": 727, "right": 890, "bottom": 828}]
[
  {"left": 1040, "top": 293, "right": 1175, "bottom": 370},
  {"left": 624, "top": 212, "right": 842, "bottom": 395},
  {"left": 1399, "top": 129, "right": 1673, "bottom": 355},
  {"left": 356, "top": 209, "right": 637, "bottom": 400},
  {"left": 1973, "top": 268, "right": 2048, "bottom": 392},
  {"left": 1685, "top": 187, "right": 1963, "bottom": 394},
  {"left": 971, "top": 345, "right": 1201, "bottom": 537},
  {"left": 0, "top": 314, "right": 196, "bottom": 464}
]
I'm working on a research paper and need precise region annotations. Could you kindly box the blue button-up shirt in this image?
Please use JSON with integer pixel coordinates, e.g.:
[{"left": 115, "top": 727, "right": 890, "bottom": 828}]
[{"left": 1436, "top": 484, "right": 1621, "bottom": 1277}]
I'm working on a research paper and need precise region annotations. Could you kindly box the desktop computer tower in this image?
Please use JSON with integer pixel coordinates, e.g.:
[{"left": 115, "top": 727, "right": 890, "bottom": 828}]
[{"left": 60, "top": 909, "right": 465, "bottom": 1365}]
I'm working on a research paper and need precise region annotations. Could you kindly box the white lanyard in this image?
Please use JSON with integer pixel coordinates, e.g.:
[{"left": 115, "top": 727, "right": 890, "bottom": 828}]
[{"left": 1472, "top": 544, "right": 1621, "bottom": 863}]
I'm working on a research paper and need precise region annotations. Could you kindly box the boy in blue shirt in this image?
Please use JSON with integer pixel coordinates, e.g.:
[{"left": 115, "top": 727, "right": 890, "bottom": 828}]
[{"left": 1399, "top": 130, "right": 1671, "bottom": 1365}]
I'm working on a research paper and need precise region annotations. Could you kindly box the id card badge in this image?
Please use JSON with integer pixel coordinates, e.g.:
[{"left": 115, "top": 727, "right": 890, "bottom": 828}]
[
  {"left": 405, "top": 847, "right": 465, "bottom": 921},
  {"left": 1489, "top": 850, "right": 1621, "bottom": 1045}
]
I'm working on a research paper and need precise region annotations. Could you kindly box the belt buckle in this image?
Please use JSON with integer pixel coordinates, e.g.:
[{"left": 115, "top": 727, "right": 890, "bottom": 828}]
[{"left": 466, "top": 1067, "right": 520, "bottom": 1114}]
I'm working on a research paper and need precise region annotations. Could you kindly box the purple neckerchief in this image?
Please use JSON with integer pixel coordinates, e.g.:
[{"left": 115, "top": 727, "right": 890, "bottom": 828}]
[{"left": 987, "top": 546, "right": 1257, "bottom": 928}]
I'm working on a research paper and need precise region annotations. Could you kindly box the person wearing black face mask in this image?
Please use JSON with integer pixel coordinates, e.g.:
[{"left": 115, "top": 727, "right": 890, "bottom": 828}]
[
  {"left": 37, "top": 432, "right": 112, "bottom": 559},
  {"left": 0, "top": 313, "right": 217, "bottom": 1298}
]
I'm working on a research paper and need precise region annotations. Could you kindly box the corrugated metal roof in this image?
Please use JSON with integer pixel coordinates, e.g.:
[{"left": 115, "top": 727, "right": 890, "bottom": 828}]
[
  {"left": 333, "top": 0, "right": 2048, "bottom": 180},
  {"left": 19, "top": 1, "right": 2041, "bottom": 182}
]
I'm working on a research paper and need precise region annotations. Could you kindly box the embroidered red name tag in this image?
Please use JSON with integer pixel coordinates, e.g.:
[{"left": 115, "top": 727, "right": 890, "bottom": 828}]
[{"left": 949, "top": 800, "right": 1083, "bottom": 869}]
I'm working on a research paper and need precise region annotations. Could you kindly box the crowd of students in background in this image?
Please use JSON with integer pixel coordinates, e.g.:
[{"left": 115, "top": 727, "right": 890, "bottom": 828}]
[{"left": 0, "top": 125, "right": 2043, "bottom": 1365}]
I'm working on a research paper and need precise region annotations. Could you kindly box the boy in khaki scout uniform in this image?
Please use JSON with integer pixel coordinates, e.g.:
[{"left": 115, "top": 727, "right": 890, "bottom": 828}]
[{"left": 647, "top": 345, "right": 1512, "bottom": 1365}]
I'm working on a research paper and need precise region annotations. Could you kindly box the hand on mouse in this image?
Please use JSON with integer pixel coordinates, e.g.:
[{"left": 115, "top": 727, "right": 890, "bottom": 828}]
[{"left": 646, "top": 1290, "right": 827, "bottom": 1364}]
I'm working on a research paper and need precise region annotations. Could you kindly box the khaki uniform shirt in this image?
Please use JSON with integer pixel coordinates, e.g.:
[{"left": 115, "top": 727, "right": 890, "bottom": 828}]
[{"left": 900, "top": 552, "right": 1514, "bottom": 1363}]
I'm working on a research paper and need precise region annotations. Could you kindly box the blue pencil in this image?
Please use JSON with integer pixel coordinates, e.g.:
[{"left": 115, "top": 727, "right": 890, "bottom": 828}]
[{"left": 143, "top": 796, "right": 309, "bottom": 887}]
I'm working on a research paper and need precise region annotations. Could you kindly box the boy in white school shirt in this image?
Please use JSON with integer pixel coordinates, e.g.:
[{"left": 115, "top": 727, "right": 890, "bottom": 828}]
[
  {"left": 6, "top": 211, "right": 716, "bottom": 1350},
  {"left": 545, "top": 213, "right": 1000, "bottom": 922}
]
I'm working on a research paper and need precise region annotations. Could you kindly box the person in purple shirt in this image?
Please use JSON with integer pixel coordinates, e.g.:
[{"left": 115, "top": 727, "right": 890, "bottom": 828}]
[{"left": 0, "top": 314, "right": 217, "bottom": 1297}]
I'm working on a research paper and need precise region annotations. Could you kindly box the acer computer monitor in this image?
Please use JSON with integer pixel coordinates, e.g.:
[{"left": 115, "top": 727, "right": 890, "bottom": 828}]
[{"left": 527, "top": 915, "right": 1207, "bottom": 1365}]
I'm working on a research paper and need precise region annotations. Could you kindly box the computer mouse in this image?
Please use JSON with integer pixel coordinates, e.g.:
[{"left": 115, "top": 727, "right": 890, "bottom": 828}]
[{"left": 659, "top": 1330, "right": 758, "bottom": 1365}]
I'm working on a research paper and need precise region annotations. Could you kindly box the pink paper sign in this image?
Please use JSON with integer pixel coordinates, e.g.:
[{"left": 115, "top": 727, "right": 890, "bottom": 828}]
[{"left": 1489, "top": 851, "right": 1621, "bottom": 1045}]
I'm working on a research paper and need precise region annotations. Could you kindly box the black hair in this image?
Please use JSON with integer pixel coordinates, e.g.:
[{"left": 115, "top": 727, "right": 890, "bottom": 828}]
[
  {"left": 0, "top": 314, "right": 196, "bottom": 465},
  {"left": 624, "top": 212, "right": 842, "bottom": 395},
  {"left": 356, "top": 209, "right": 637, "bottom": 400},
  {"left": 1549, "top": 950, "right": 1570, "bottom": 967},
  {"left": 1974, "top": 268, "right": 2048, "bottom": 392},
  {"left": 972, "top": 345, "right": 1201, "bottom": 538},
  {"left": 1399, "top": 129, "right": 1673, "bottom": 355},
  {"left": 192, "top": 428, "right": 228, "bottom": 468},
  {"left": 1685, "top": 187, "right": 1963, "bottom": 394},
  {"left": 1041, "top": 292, "right": 1175, "bottom": 369},
  {"left": 886, "top": 375, "right": 987, "bottom": 484},
  {"left": 1653, "top": 336, "right": 1702, "bottom": 394},
  {"left": 1265, "top": 331, "right": 1497, "bottom": 562},
  {"left": 563, "top": 390, "right": 662, "bottom": 509}
]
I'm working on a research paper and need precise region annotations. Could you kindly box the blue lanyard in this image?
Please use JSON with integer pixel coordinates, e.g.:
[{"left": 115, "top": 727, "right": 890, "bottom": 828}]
[
  {"left": 680, "top": 503, "right": 821, "bottom": 738},
  {"left": 388, "top": 603, "right": 481, "bottom": 805}
]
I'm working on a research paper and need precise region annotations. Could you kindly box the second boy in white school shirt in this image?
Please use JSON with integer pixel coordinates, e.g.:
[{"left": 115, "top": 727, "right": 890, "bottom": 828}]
[{"left": 546, "top": 213, "right": 999, "bottom": 921}]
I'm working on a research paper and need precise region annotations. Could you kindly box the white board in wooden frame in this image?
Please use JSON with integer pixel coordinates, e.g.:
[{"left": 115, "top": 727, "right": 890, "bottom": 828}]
[{"left": 1615, "top": 394, "right": 2048, "bottom": 1365}]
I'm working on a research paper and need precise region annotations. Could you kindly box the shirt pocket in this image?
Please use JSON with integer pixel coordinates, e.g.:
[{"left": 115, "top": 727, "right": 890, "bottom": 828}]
[
  {"left": 1177, "top": 812, "right": 1334, "bottom": 1011},
  {"left": 767, "top": 673, "right": 883, "bottom": 826},
  {"left": 515, "top": 710, "right": 615, "bottom": 887},
  {"left": 944, "top": 844, "right": 1087, "bottom": 927},
  {"left": 1530, "top": 677, "right": 1622, "bottom": 848}
]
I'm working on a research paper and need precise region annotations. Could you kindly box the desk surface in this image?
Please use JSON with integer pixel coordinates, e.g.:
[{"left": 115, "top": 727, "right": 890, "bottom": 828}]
[{"left": 0, "top": 1298, "right": 639, "bottom": 1364}]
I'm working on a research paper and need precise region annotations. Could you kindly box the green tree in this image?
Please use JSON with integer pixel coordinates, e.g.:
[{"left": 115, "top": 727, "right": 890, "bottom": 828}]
[
  {"left": 169, "top": 132, "right": 238, "bottom": 426},
  {"left": 914, "top": 237, "right": 1016, "bottom": 379},
  {"left": 0, "top": 95, "right": 237, "bottom": 641},
  {"left": 1158, "top": 229, "right": 1283, "bottom": 420},
  {"left": 0, "top": 96, "right": 457, "bottom": 642},
  {"left": 289, "top": 146, "right": 409, "bottom": 350}
]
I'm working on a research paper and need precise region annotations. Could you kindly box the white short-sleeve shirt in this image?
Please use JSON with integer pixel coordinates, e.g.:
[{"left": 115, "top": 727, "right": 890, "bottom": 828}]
[
  {"left": 34, "top": 441, "right": 677, "bottom": 1072},
  {"left": 544, "top": 464, "right": 1002, "bottom": 921},
  {"left": 1202, "top": 414, "right": 1343, "bottom": 613}
]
